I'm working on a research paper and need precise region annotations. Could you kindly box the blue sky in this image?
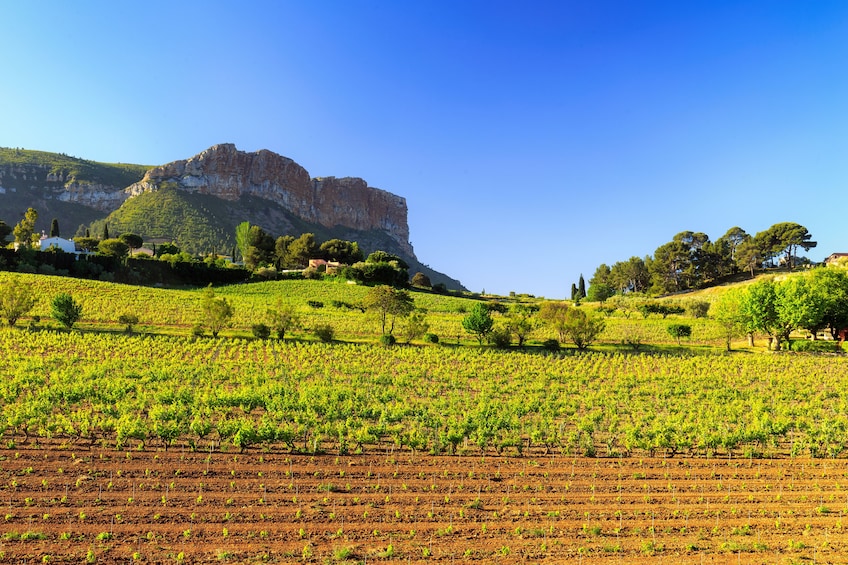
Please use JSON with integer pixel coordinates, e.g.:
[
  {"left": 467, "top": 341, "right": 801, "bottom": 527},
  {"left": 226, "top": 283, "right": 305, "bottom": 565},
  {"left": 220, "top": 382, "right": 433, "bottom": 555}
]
[{"left": 2, "top": 1, "right": 847, "bottom": 297}]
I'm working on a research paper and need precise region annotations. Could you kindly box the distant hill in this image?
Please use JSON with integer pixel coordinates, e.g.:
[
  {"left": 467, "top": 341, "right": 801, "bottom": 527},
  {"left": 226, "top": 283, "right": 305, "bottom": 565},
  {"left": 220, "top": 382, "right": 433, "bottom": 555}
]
[
  {"left": 0, "top": 145, "right": 465, "bottom": 290},
  {"left": 0, "top": 147, "right": 149, "bottom": 234}
]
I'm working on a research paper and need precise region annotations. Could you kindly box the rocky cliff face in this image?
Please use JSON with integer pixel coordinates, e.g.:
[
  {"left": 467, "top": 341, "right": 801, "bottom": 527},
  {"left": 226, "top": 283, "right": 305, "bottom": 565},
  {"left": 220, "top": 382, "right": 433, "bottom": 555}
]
[{"left": 126, "top": 144, "right": 413, "bottom": 256}]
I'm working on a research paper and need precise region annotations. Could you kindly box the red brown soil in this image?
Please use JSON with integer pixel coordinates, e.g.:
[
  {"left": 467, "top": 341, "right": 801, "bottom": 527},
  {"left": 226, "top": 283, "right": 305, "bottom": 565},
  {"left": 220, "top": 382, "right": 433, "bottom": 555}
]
[{"left": 1, "top": 442, "right": 847, "bottom": 564}]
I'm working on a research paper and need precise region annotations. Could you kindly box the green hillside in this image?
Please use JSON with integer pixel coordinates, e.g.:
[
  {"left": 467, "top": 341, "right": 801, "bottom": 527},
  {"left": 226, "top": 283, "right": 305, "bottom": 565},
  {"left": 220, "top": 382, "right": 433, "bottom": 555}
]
[
  {"left": 88, "top": 188, "right": 466, "bottom": 290},
  {"left": 0, "top": 147, "right": 149, "bottom": 189},
  {"left": 0, "top": 147, "right": 150, "bottom": 235}
]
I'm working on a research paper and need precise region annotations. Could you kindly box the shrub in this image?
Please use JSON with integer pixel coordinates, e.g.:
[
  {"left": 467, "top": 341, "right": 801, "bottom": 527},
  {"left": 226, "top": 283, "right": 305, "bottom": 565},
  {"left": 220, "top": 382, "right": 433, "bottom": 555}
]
[
  {"left": 51, "top": 293, "right": 83, "bottom": 329},
  {"left": 791, "top": 339, "right": 841, "bottom": 353},
  {"left": 191, "top": 324, "right": 205, "bottom": 338},
  {"left": 302, "top": 266, "right": 322, "bottom": 280},
  {"left": 686, "top": 300, "right": 710, "bottom": 319},
  {"left": 542, "top": 339, "right": 560, "bottom": 351},
  {"left": 117, "top": 313, "right": 139, "bottom": 334},
  {"left": 313, "top": 324, "right": 334, "bottom": 342},
  {"left": 306, "top": 300, "right": 324, "bottom": 309},
  {"left": 667, "top": 323, "right": 692, "bottom": 345},
  {"left": 380, "top": 334, "right": 396, "bottom": 347},
  {"left": 411, "top": 272, "right": 431, "bottom": 288},
  {"left": 489, "top": 327, "right": 512, "bottom": 349},
  {"left": 424, "top": 333, "right": 439, "bottom": 344},
  {"left": 252, "top": 323, "right": 271, "bottom": 339}
]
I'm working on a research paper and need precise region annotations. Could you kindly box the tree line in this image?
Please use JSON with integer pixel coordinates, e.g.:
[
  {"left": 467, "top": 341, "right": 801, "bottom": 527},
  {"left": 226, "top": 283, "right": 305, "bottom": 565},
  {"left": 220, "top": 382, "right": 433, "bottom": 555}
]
[
  {"left": 711, "top": 265, "right": 848, "bottom": 351},
  {"left": 588, "top": 222, "right": 817, "bottom": 299}
]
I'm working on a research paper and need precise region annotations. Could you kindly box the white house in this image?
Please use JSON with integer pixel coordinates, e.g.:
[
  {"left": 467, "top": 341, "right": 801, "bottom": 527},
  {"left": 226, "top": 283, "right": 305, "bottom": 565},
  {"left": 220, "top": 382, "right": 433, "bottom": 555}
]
[{"left": 39, "top": 236, "right": 77, "bottom": 254}]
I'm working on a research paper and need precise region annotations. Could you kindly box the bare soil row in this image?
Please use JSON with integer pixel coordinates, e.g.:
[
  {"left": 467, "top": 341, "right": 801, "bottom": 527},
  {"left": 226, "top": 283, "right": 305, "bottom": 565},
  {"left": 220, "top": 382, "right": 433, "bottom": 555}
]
[{"left": 1, "top": 443, "right": 847, "bottom": 563}]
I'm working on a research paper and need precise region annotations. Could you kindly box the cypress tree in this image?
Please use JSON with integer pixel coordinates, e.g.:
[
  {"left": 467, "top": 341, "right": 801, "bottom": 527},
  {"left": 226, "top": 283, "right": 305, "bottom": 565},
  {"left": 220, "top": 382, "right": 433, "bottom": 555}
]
[
  {"left": 578, "top": 274, "right": 586, "bottom": 299},
  {"left": 103, "top": 224, "right": 110, "bottom": 239},
  {"left": 50, "top": 218, "right": 60, "bottom": 238}
]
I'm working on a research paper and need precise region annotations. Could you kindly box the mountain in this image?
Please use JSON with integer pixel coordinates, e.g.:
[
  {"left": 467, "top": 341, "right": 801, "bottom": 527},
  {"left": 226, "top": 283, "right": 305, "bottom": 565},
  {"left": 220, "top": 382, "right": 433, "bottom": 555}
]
[{"left": 0, "top": 145, "right": 465, "bottom": 290}]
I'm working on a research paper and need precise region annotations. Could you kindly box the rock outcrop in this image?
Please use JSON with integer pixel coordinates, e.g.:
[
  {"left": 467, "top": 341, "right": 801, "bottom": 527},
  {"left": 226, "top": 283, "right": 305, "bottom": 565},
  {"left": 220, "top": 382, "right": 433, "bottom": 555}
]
[{"left": 125, "top": 144, "right": 413, "bottom": 256}]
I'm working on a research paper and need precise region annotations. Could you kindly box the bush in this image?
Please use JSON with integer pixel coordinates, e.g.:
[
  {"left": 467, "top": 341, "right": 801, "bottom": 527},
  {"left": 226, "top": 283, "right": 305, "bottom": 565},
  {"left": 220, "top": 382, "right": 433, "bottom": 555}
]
[
  {"left": 252, "top": 323, "right": 271, "bottom": 339},
  {"left": 667, "top": 323, "right": 692, "bottom": 345},
  {"left": 307, "top": 300, "right": 324, "bottom": 309},
  {"left": 791, "top": 339, "right": 841, "bottom": 353},
  {"left": 313, "top": 324, "right": 334, "bottom": 343},
  {"left": 379, "top": 334, "right": 396, "bottom": 347},
  {"left": 51, "top": 293, "right": 83, "bottom": 329},
  {"left": 488, "top": 327, "right": 512, "bottom": 349},
  {"left": 117, "top": 313, "right": 139, "bottom": 334},
  {"left": 302, "top": 266, "right": 322, "bottom": 280},
  {"left": 424, "top": 333, "right": 439, "bottom": 344},
  {"left": 191, "top": 324, "right": 205, "bottom": 338},
  {"left": 542, "top": 339, "right": 560, "bottom": 351},
  {"left": 686, "top": 300, "right": 710, "bottom": 319}
]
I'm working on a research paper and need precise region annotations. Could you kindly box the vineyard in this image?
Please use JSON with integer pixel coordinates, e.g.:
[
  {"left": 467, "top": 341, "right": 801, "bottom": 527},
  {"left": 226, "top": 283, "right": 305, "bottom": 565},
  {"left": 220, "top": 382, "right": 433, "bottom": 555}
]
[{"left": 1, "top": 273, "right": 848, "bottom": 562}]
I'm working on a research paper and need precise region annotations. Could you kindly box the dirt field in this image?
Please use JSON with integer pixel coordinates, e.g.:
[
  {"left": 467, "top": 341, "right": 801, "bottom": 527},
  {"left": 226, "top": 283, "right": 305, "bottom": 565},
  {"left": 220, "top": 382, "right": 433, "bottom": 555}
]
[{"left": 1, "top": 442, "right": 847, "bottom": 564}]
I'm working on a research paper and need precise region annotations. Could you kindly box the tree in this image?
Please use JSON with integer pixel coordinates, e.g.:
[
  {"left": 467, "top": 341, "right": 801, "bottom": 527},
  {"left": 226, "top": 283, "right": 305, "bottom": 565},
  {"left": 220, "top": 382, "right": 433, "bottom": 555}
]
[
  {"left": 13, "top": 207, "right": 38, "bottom": 247},
  {"left": 715, "top": 226, "right": 749, "bottom": 275},
  {"left": 0, "top": 279, "right": 36, "bottom": 326},
  {"left": 51, "top": 293, "right": 83, "bottom": 329},
  {"left": 118, "top": 313, "right": 139, "bottom": 334},
  {"left": 98, "top": 239, "right": 129, "bottom": 261},
  {"left": 400, "top": 310, "right": 430, "bottom": 343},
  {"left": 319, "top": 239, "right": 363, "bottom": 264},
  {"left": 234, "top": 221, "right": 251, "bottom": 262},
  {"left": 578, "top": 274, "right": 586, "bottom": 300},
  {"left": 363, "top": 285, "right": 414, "bottom": 336},
  {"left": 50, "top": 218, "right": 60, "bottom": 238},
  {"left": 587, "top": 264, "right": 615, "bottom": 302},
  {"left": 267, "top": 300, "right": 301, "bottom": 340},
  {"left": 411, "top": 272, "right": 432, "bottom": 288},
  {"left": 243, "top": 225, "right": 275, "bottom": 270},
  {"left": 284, "top": 233, "right": 318, "bottom": 268},
  {"left": 200, "top": 285, "right": 234, "bottom": 338},
  {"left": 666, "top": 323, "right": 692, "bottom": 345},
  {"left": 274, "top": 235, "right": 295, "bottom": 268},
  {"left": 0, "top": 221, "right": 12, "bottom": 244},
  {"left": 103, "top": 223, "right": 110, "bottom": 240},
  {"left": 561, "top": 308, "right": 605, "bottom": 350},
  {"left": 74, "top": 237, "right": 100, "bottom": 252},
  {"left": 505, "top": 305, "right": 536, "bottom": 347},
  {"left": 710, "top": 288, "right": 750, "bottom": 351},
  {"left": 759, "top": 222, "right": 817, "bottom": 269},
  {"left": 809, "top": 267, "right": 848, "bottom": 339},
  {"left": 119, "top": 233, "right": 143, "bottom": 255},
  {"left": 570, "top": 283, "right": 579, "bottom": 302},
  {"left": 538, "top": 301, "right": 570, "bottom": 342},
  {"left": 740, "top": 277, "right": 799, "bottom": 351},
  {"left": 735, "top": 237, "right": 764, "bottom": 277},
  {"left": 462, "top": 303, "right": 494, "bottom": 345}
]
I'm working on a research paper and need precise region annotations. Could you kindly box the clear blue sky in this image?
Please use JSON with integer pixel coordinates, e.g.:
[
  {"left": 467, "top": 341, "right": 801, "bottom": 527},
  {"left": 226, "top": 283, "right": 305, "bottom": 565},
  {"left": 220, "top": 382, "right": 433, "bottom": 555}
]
[{"left": 2, "top": 1, "right": 847, "bottom": 297}]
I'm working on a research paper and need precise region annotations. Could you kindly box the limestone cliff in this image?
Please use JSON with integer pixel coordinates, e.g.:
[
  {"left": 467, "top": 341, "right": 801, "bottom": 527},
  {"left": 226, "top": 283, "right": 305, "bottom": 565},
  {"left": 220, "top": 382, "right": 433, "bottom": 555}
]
[{"left": 126, "top": 144, "right": 413, "bottom": 256}]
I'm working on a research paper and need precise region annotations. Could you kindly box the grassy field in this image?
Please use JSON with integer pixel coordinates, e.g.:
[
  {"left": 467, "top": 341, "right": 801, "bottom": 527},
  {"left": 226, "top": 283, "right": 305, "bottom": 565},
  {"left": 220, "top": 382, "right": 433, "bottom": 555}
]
[{"left": 0, "top": 272, "right": 733, "bottom": 348}]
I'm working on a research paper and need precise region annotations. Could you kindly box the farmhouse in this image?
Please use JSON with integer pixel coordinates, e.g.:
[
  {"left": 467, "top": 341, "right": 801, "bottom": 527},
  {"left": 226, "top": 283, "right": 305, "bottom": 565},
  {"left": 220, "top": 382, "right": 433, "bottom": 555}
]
[
  {"left": 824, "top": 253, "right": 848, "bottom": 265},
  {"left": 308, "top": 258, "right": 342, "bottom": 273},
  {"left": 38, "top": 236, "right": 78, "bottom": 254}
]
